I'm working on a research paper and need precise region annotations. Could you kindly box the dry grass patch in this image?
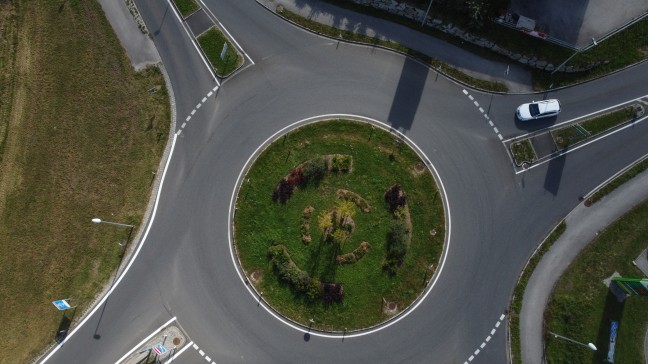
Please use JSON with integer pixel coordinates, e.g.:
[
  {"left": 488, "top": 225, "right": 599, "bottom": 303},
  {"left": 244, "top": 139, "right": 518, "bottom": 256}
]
[{"left": 0, "top": 1, "right": 170, "bottom": 362}]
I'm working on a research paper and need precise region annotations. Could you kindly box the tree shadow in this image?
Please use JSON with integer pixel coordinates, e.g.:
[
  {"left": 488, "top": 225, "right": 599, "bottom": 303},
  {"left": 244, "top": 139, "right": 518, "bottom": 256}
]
[
  {"left": 308, "top": 235, "right": 327, "bottom": 275},
  {"left": 320, "top": 242, "right": 341, "bottom": 283},
  {"left": 387, "top": 53, "right": 428, "bottom": 131},
  {"left": 591, "top": 289, "right": 626, "bottom": 363},
  {"left": 543, "top": 152, "right": 566, "bottom": 196}
]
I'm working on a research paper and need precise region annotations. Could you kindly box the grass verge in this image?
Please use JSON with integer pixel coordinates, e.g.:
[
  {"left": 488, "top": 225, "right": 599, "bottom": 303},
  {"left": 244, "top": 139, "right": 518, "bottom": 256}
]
[
  {"left": 587, "top": 158, "right": 648, "bottom": 205},
  {"left": 234, "top": 120, "right": 445, "bottom": 330},
  {"left": 544, "top": 202, "right": 648, "bottom": 364},
  {"left": 509, "top": 221, "right": 566, "bottom": 364},
  {"left": 552, "top": 107, "right": 636, "bottom": 149},
  {"left": 0, "top": 1, "right": 170, "bottom": 362},
  {"left": 510, "top": 139, "right": 536, "bottom": 166},
  {"left": 277, "top": 7, "right": 507, "bottom": 92},
  {"left": 197, "top": 27, "right": 243, "bottom": 77},
  {"left": 172, "top": 0, "right": 199, "bottom": 18}
]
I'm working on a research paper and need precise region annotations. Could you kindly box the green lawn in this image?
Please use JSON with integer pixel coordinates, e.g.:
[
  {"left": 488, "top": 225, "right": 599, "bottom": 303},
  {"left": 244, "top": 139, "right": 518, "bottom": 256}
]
[
  {"left": 197, "top": 27, "right": 242, "bottom": 77},
  {"left": 0, "top": 1, "right": 170, "bottom": 362},
  {"left": 172, "top": 0, "right": 199, "bottom": 18},
  {"left": 234, "top": 120, "right": 445, "bottom": 330},
  {"left": 544, "top": 202, "right": 648, "bottom": 363}
]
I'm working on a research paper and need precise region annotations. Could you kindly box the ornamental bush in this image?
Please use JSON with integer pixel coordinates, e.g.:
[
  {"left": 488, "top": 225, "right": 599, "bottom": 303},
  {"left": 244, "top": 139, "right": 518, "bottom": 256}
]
[{"left": 383, "top": 220, "right": 409, "bottom": 275}]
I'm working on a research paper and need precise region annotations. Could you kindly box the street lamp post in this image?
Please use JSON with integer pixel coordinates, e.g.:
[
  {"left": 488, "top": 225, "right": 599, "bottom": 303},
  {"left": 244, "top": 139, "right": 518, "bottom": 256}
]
[
  {"left": 550, "top": 332, "right": 597, "bottom": 351},
  {"left": 421, "top": 0, "right": 434, "bottom": 26},
  {"left": 92, "top": 217, "right": 135, "bottom": 254},
  {"left": 91, "top": 218, "right": 134, "bottom": 228}
]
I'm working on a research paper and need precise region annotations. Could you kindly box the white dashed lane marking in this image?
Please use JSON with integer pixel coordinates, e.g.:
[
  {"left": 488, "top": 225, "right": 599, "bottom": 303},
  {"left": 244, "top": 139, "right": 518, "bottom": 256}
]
[
  {"left": 192, "top": 342, "right": 217, "bottom": 364},
  {"left": 463, "top": 312, "right": 507, "bottom": 363},
  {"left": 462, "top": 89, "right": 502, "bottom": 140},
  {"left": 176, "top": 86, "right": 219, "bottom": 136}
]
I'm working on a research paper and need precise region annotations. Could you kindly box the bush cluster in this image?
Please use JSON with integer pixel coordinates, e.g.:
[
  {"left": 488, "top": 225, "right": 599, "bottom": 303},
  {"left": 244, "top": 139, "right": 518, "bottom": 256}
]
[
  {"left": 336, "top": 189, "right": 371, "bottom": 212},
  {"left": 301, "top": 157, "right": 326, "bottom": 184},
  {"left": 336, "top": 241, "right": 370, "bottom": 264},
  {"left": 272, "top": 167, "right": 304, "bottom": 203},
  {"left": 384, "top": 184, "right": 407, "bottom": 212},
  {"left": 273, "top": 156, "right": 351, "bottom": 203},
  {"left": 383, "top": 184, "right": 412, "bottom": 275},
  {"left": 383, "top": 220, "right": 410, "bottom": 275},
  {"left": 269, "top": 244, "right": 323, "bottom": 299},
  {"left": 322, "top": 283, "right": 344, "bottom": 303},
  {"left": 328, "top": 154, "right": 352, "bottom": 172}
]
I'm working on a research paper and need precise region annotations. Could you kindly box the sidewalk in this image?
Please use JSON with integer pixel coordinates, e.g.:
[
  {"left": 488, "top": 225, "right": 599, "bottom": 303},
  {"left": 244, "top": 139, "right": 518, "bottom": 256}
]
[
  {"left": 520, "top": 168, "right": 648, "bottom": 364},
  {"left": 258, "top": 0, "right": 532, "bottom": 92},
  {"left": 98, "top": 0, "right": 161, "bottom": 71}
]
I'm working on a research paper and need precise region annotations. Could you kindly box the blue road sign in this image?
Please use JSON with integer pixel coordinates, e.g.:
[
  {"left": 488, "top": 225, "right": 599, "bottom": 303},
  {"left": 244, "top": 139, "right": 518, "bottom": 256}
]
[{"left": 52, "top": 300, "right": 72, "bottom": 310}]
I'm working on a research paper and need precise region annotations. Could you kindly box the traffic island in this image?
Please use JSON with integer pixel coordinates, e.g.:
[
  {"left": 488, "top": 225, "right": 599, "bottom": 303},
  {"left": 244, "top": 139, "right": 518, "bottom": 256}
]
[
  {"left": 233, "top": 119, "right": 446, "bottom": 331},
  {"left": 122, "top": 326, "right": 187, "bottom": 364}
]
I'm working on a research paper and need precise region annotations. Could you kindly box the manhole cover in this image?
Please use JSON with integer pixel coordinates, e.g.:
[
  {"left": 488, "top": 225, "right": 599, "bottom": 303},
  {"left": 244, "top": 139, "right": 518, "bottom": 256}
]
[{"left": 173, "top": 337, "right": 181, "bottom": 345}]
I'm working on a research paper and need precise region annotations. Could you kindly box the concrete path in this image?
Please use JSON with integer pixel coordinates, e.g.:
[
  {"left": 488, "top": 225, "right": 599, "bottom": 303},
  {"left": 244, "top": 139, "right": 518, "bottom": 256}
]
[
  {"left": 98, "top": 0, "right": 160, "bottom": 71},
  {"left": 260, "top": 0, "right": 532, "bottom": 92},
  {"left": 520, "top": 167, "right": 648, "bottom": 364}
]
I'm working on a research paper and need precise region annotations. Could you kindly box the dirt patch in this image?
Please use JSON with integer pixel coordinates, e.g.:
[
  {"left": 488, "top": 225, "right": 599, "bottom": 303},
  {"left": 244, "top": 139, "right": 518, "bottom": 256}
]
[{"left": 382, "top": 299, "right": 399, "bottom": 316}]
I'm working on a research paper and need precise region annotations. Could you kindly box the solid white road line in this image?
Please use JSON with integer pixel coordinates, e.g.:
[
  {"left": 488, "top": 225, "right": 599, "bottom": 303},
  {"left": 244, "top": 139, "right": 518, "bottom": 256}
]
[
  {"left": 227, "top": 114, "right": 452, "bottom": 339},
  {"left": 166, "top": 341, "right": 194, "bottom": 363},
  {"left": 165, "top": 0, "right": 219, "bottom": 83},
  {"left": 114, "top": 317, "right": 177, "bottom": 364},
  {"left": 39, "top": 134, "right": 179, "bottom": 363}
]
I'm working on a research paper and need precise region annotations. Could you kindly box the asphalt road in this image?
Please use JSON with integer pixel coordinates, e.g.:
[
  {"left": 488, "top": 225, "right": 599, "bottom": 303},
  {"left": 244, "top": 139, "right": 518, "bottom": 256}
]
[{"left": 39, "top": 0, "right": 648, "bottom": 363}]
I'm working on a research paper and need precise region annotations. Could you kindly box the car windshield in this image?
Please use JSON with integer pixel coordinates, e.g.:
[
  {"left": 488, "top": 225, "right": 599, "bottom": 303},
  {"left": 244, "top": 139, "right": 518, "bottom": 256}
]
[{"left": 529, "top": 104, "right": 540, "bottom": 116}]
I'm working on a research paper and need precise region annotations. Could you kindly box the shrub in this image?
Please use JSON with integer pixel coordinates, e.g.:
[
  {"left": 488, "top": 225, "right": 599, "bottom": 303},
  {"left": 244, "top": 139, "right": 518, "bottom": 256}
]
[
  {"left": 269, "top": 244, "right": 311, "bottom": 289},
  {"left": 336, "top": 189, "right": 371, "bottom": 212},
  {"left": 322, "top": 283, "right": 344, "bottom": 303},
  {"left": 384, "top": 184, "right": 407, "bottom": 212},
  {"left": 330, "top": 154, "right": 352, "bottom": 172},
  {"left": 301, "top": 157, "right": 326, "bottom": 184},
  {"left": 383, "top": 220, "right": 409, "bottom": 275},
  {"left": 272, "top": 167, "right": 304, "bottom": 203}
]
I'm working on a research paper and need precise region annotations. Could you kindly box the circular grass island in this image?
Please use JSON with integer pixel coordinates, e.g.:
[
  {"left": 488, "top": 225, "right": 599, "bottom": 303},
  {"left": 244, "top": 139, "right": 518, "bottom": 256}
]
[{"left": 233, "top": 119, "right": 445, "bottom": 331}]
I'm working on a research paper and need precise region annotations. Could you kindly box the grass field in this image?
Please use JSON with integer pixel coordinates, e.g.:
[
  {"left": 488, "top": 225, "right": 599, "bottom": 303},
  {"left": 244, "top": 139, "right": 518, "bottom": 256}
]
[
  {"left": 234, "top": 120, "right": 445, "bottom": 330},
  {"left": 544, "top": 202, "right": 648, "bottom": 364},
  {"left": 0, "top": 1, "right": 170, "bottom": 362}
]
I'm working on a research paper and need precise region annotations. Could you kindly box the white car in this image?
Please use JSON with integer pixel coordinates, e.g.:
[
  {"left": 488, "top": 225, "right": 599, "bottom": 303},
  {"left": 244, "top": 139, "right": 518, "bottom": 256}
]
[{"left": 516, "top": 99, "right": 561, "bottom": 121}]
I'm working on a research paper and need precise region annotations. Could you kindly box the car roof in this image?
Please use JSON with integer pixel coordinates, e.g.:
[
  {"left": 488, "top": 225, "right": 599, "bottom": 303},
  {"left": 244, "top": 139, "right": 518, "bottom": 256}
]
[{"left": 536, "top": 99, "right": 560, "bottom": 113}]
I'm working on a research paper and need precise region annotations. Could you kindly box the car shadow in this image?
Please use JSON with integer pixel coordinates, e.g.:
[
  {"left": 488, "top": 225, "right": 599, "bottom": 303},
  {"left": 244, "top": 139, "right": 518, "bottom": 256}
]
[{"left": 514, "top": 114, "right": 559, "bottom": 133}]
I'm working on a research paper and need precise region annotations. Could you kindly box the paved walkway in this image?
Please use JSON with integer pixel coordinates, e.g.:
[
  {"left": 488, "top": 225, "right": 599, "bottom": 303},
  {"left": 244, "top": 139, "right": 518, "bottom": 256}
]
[
  {"left": 259, "top": 0, "right": 532, "bottom": 92},
  {"left": 520, "top": 168, "right": 648, "bottom": 364},
  {"left": 98, "top": 0, "right": 160, "bottom": 71}
]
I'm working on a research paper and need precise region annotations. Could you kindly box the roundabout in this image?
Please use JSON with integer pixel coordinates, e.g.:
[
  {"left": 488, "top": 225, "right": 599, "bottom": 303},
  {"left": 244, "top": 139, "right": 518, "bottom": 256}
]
[
  {"left": 230, "top": 117, "right": 450, "bottom": 334},
  {"left": 37, "top": 0, "right": 648, "bottom": 363}
]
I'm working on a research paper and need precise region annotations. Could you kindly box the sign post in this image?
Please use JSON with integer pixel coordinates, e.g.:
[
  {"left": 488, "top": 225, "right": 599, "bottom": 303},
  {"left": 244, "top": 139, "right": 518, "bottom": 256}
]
[{"left": 52, "top": 299, "right": 75, "bottom": 310}]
